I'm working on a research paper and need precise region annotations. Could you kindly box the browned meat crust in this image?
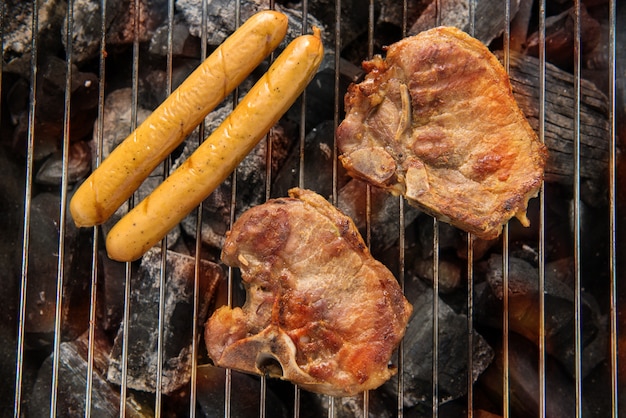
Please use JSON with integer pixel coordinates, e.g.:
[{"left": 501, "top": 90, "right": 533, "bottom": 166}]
[
  {"left": 205, "top": 188, "right": 412, "bottom": 397},
  {"left": 337, "top": 26, "right": 548, "bottom": 240}
]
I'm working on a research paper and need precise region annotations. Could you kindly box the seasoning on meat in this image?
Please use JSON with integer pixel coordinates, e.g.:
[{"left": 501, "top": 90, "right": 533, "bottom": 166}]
[
  {"left": 204, "top": 188, "right": 413, "bottom": 397},
  {"left": 337, "top": 26, "right": 548, "bottom": 240}
]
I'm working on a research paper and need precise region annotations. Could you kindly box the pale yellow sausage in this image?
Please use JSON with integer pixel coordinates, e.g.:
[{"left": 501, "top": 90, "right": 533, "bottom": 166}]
[
  {"left": 106, "top": 28, "right": 324, "bottom": 262},
  {"left": 69, "top": 10, "right": 288, "bottom": 227}
]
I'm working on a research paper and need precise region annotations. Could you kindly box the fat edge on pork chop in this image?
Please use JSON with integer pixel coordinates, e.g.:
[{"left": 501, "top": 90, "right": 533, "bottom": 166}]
[
  {"left": 204, "top": 188, "right": 413, "bottom": 397},
  {"left": 337, "top": 26, "right": 549, "bottom": 240}
]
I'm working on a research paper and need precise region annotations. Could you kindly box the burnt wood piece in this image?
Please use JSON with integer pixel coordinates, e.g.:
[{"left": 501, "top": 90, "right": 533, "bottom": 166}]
[{"left": 504, "top": 51, "right": 610, "bottom": 205}]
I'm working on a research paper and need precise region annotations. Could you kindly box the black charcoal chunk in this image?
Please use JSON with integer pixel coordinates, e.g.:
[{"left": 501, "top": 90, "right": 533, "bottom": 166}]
[
  {"left": 28, "top": 330, "right": 154, "bottom": 417},
  {"left": 36, "top": 141, "right": 91, "bottom": 186},
  {"left": 176, "top": 0, "right": 326, "bottom": 47},
  {"left": 476, "top": 254, "right": 607, "bottom": 379},
  {"left": 107, "top": 248, "right": 223, "bottom": 394},
  {"left": 2, "top": 0, "right": 65, "bottom": 65},
  {"left": 413, "top": 257, "right": 462, "bottom": 294},
  {"left": 307, "top": 390, "right": 397, "bottom": 418},
  {"left": 0, "top": 145, "right": 25, "bottom": 409},
  {"left": 196, "top": 364, "right": 289, "bottom": 418},
  {"left": 63, "top": 0, "right": 102, "bottom": 63},
  {"left": 388, "top": 277, "right": 494, "bottom": 408},
  {"left": 338, "top": 178, "right": 420, "bottom": 255},
  {"left": 272, "top": 120, "right": 338, "bottom": 201},
  {"left": 149, "top": 15, "right": 201, "bottom": 58},
  {"left": 409, "top": 0, "right": 520, "bottom": 46},
  {"left": 65, "top": 0, "right": 169, "bottom": 63},
  {"left": 99, "top": 250, "right": 129, "bottom": 332},
  {"left": 479, "top": 333, "right": 591, "bottom": 418},
  {"left": 10, "top": 56, "right": 99, "bottom": 161},
  {"left": 23, "top": 192, "right": 85, "bottom": 348}
]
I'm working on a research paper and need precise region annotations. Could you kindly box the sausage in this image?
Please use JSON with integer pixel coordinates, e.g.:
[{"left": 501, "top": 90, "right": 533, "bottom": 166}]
[
  {"left": 105, "top": 28, "right": 324, "bottom": 262},
  {"left": 69, "top": 10, "right": 288, "bottom": 227}
]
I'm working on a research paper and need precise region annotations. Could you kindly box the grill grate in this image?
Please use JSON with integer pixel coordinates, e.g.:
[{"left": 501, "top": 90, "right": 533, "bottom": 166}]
[{"left": 2, "top": 0, "right": 622, "bottom": 417}]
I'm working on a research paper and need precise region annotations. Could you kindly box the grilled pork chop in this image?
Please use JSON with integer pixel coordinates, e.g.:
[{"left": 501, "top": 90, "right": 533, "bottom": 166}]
[
  {"left": 205, "top": 188, "right": 412, "bottom": 396},
  {"left": 337, "top": 26, "right": 548, "bottom": 240}
]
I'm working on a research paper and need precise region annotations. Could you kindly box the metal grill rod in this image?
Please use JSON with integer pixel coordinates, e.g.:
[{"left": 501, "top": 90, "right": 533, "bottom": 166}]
[
  {"left": 572, "top": 1, "right": 584, "bottom": 416},
  {"left": 4, "top": 0, "right": 622, "bottom": 416},
  {"left": 14, "top": 0, "right": 40, "bottom": 414},
  {"left": 608, "top": 1, "right": 619, "bottom": 415},
  {"left": 188, "top": 0, "right": 212, "bottom": 416},
  {"left": 49, "top": 0, "right": 75, "bottom": 415},
  {"left": 83, "top": 0, "right": 109, "bottom": 414},
  {"left": 537, "top": 0, "right": 548, "bottom": 416}
]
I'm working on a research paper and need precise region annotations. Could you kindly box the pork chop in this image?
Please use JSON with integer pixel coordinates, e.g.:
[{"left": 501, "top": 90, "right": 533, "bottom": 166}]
[
  {"left": 337, "top": 26, "right": 548, "bottom": 240},
  {"left": 204, "top": 188, "right": 412, "bottom": 396}
]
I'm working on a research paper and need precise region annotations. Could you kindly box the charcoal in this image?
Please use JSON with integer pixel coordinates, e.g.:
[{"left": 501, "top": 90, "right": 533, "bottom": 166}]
[
  {"left": 478, "top": 333, "right": 592, "bottom": 418},
  {"left": 584, "top": 6, "right": 611, "bottom": 72},
  {"left": 307, "top": 0, "right": 369, "bottom": 52},
  {"left": 386, "top": 277, "right": 494, "bottom": 408},
  {"left": 64, "top": 0, "right": 169, "bottom": 63},
  {"left": 308, "top": 391, "right": 397, "bottom": 418},
  {"left": 414, "top": 215, "right": 468, "bottom": 259},
  {"left": 525, "top": 4, "right": 601, "bottom": 72},
  {"left": 1, "top": 0, "right": 65, "bottom": 66},
  {"left": 22, "top": 192, "right": 87, "bottom": 348},
  {"left": 338, "top": 178, "right": 421, "bottom": 254},
  {"left": 376, "top": 1, "right": 422, "bottom": 37},
  {"left": 9, "top": 55, "right": 98, "bottom": 161},
  {"left": 64, "top": 0, "right": 101, "bottom": 63},
  {"left": 36, "top": 141, "right": 91, "bottom": 186},
  {"left": 409, "top": 0, "right": 520, "bottom": 46},
  {"left": 509, "top": 0, "right": 533, "bottom": 51},
  {"left": 107, "top": 248, "right": 223, "bottom": 393},
  {"left": 99, "top": 250, "right": 129, "bottom": 332},
  {"left": 413, "top": 257, "right": 463, "bottom": 294},
  {"left": 272, "top": 120, "right": 339, "bottom": 200},
  {"left": 195, "top": 364, "right": 289, "bottom": 418},
  {"left": 149, "top": 15, "right": 201, "bottom": 58},
  {"left": 176, "top": 0, "right": 326, "bottom": 47},
  {"left": 27, "top": 329, "right": 154, "bottom": 417},
  {"left": 475, "top": 254, "right": 608, "bottom": 379},
  {"left": 0, "top": 145, "right": 24, "bottom": 409}
]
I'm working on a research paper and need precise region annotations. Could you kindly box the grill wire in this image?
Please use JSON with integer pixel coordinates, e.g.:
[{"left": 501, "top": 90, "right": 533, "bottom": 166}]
[{"left": 2, "top": 0, "right": 621, "bottom": 416}]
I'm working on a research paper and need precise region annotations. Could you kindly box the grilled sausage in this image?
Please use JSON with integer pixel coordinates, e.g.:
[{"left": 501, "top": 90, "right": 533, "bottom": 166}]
[
  {"left": 105, "top": 27, "right": 324, "bottom": 262},
  {"left": 70, "top": 10, "right": 288, "bottom": 227}
]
